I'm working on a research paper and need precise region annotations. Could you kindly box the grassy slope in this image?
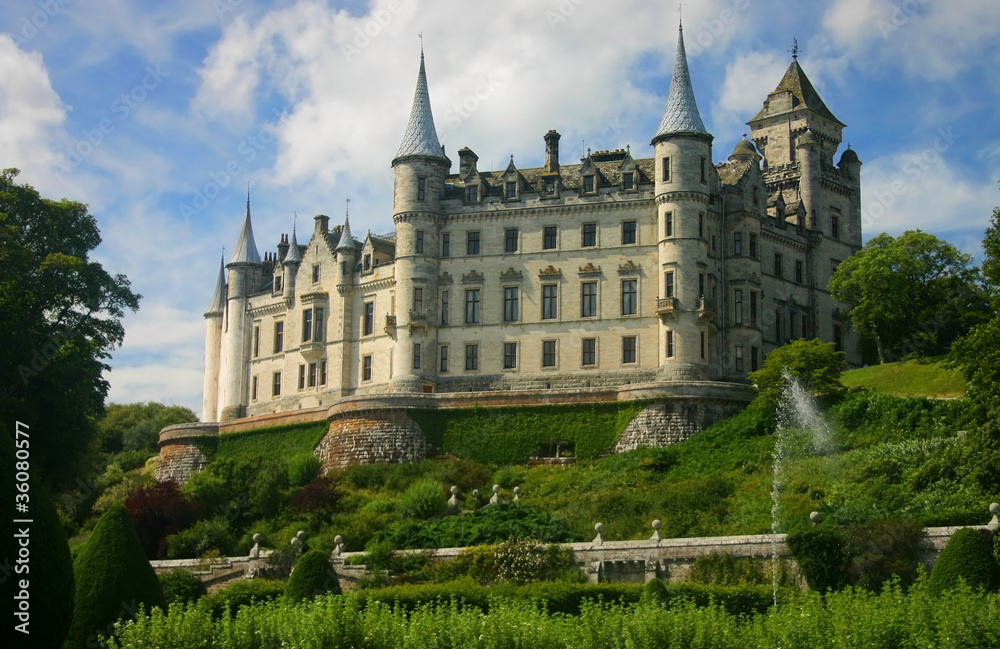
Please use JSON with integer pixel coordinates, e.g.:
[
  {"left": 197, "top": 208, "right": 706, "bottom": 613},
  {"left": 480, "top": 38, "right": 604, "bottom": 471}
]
[{"left": 840, "top": 358, "right": 966, "bottom": 398}]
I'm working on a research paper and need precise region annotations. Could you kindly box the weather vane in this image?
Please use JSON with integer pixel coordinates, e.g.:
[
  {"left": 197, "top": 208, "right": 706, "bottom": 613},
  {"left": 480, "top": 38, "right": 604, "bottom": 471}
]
[
  {"left": 790, "top": 38, "right": 799, "bottom": 61},
  {"left": 346, "top": 197, "right": 351, "bottom": 217}
]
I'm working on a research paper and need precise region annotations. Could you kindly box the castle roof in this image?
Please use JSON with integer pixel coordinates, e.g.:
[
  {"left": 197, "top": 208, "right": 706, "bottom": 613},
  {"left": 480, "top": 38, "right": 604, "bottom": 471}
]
[
  {"left": 394, "top": 52, "right": 447, "bottom": 162},
  {"left": 839, "top": 146, "right": 860, "bottom": 165},
  {"left": 205, "top": 256, "right": 226, "bottom": 316},
  {"left": 284, "top": 225, "right": 303, "bottom": 263},
  {"left": 750, "top": 60, "right": 844, "bottom": 126},
  {"left": 717, "top": 159, "right": 754, "bottom": 186},
  {"left": 229, "top": 197, "right": 262, "bottom": 265},
  {"left": 652, "top": 23, "right": 710, "bottom": 143},
  {"left": 335, "top": 216, "right": 356, "bottom": 250}
]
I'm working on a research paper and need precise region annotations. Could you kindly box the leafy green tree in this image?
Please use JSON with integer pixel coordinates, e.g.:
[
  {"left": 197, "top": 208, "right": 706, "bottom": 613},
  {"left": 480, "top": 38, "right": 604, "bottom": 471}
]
[
  {"left": 828, "top": 230, "right": 987, "bottom": 364},
  {"left": 0, "top": 169, "right": 140, "bottom": 490},
  {"left": 96, "top": 402, "right": 197, "bottom": 454},
  {"left": 747, "top": 338, "right": 844, "bottom": 400}
]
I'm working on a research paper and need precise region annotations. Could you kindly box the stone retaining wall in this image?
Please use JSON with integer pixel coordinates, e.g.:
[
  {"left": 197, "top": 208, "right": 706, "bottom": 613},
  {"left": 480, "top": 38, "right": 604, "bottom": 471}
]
[
  {"left": 614, "top": 398, "right": 748, "bottom": 452},
  {"left": 315, "top": 409, "right": 430, "bottom": 471}
]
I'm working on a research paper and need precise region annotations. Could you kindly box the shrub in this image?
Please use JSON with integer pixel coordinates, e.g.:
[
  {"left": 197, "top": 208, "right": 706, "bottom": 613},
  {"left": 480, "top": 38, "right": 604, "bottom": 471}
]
[
  {"left": 158, "top": 569, "right": 206, "bottom": 605},
  {"left": 65, "top": 503, "right": 166, "bottom": 649},
  {"left": 640, "top": 578, "right": 670, "bottom": 606},
  {"left": 845, "top": 517, "right": 925, "bottom": 592},
  {"left": 384, "top": 502, "right": 573, "bottom": 549},
  {"left": 124, "top": 481, "right": 203, "bottom": 559},
  {"left": 196, "top": 578, "right": 287, "bottom": 618},
  {"left": 400, "top": 478, "right": 446, "bottom": 519},
  {"left": 285, "top": 550, "right": 341, "bottom": 601},
  {"left": 291, "top": 474, "right": 340, "bottom": 518},
  {"left": 287, "top": 453, "right": 323, "bottom": 487},
  {"left": 787, "top": 527, "right": 849, "bottom": 593},
  {"left": 166, "top": 517, "right": 238, "bottom": 559},
  {"left": 929, "top": 527, "right": 1000, "bottom": 596}
]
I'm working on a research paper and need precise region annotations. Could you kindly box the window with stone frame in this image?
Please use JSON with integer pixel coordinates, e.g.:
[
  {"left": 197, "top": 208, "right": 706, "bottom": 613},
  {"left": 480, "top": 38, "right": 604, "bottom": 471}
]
[
  {"left": 581, "top": 281, "right": 597, "bottom": 317},
  {"left": 542, "top": 340, "right": 557, "bottom": 367},
  {"left": 542, "top": 284, "right": 558, "bottom": 319},
  {"left": 622, "top": 336, "right": 637, "bottom": 364},
  {"left": 362, "top": 355, "right": 372, "bottom": 381},
  {"left": 581, "top": 338, "right": 596, "bottom": 366}
]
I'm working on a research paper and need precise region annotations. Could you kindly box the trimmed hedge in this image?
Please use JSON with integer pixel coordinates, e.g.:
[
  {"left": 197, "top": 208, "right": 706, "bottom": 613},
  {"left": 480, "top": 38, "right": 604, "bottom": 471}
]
[
  {"left": 65, "top": 503, "right": 166, "bottom": 649},
  {"left": 380, "top": 502, "right": 574, "bottom": 549},
  {"left": 194, "top": 422, "right": 329, "bottom": 464},
  {"left": 929, "top": 527, "right": 1000, "bottom": 596},
  {"left": 285, "top": 550, "right": 341, "bottom": 601},
  {"left": 409, "top": 401, "right": 646, "bottom": 464}
]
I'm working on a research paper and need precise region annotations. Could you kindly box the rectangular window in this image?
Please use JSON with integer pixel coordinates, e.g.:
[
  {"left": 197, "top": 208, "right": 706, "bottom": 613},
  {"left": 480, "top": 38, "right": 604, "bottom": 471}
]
[
  {"left": 363, "top": 302, "right": 374, "bottom": 336},
  {"left": 621, "top": 279, "right": 637, "bottom": 315},
  {"left": 750, "top": 291, "right": 758, "bottom": 327},
  {"left": 467, "top": 231, "right": 480, "bottom": 255},
  {"left": 622, "top": 336, "right": 637, "bottom": 364},
  {"left": 440, "top": 290, "right": 449, "bottom": 325},
  {"left": 503, "top": 286, "right": 519, "bottom": 322},
  {"left": 274, "top": 321, "right": 284, "bottom": 353},
  {"left": 542, "top": 340, "right": 557, "bottom": 367},
  {"left": 415, "top": 230, "right": 424, "bottom": 254},
  {"left": 298, "top": 364, "right": 305, "bottom": 390},
  {"left": 543, "top": 226, "right": 558, "bottom": 250},
  {"left": 308, "top": 362, "right": 317, "bottom": 388},
  {"left": 362, "top": 355, "right": 372, "bottom": 381},
  {"left": 774, "top": 310, "right": 782, "bottom": 342},
  {"left": 340, "top": 260, "right": 347, "bottom": 276},
  {"left": 542, "top": 284, "right": 558, "bottom": 319},
  {"left": 320, "top": 360, "right": 327, "bottom": 385},
  {"left": 665, "top": 212, "right": 673, "bottom": 237},
  {"left": 622, "top": 171, "right": 634, "bottom": 190},
  {"left": 312, "top": 264, "right": 320, "bottom": 283},
  {"left": 665, "top": 271, "right": 674, "bottom": 298},
  {"left": 504, "top": 228, "right": 519, "bottom": 253},
  {"left": 272, "top": 371, "right": 281, "bottom": 396},
  {"left": 751, "top": 347, "right": 759, "bottom": 372},
  {"left": 666, "top": 331, "right": 675, "bottom": 358},
  {"left": 440, "top": 345, "right": 449, "bottom": 372},
  {"left": 735, "top": 345, "right": 744, "bottom": 372},
  {"left": 274, "top": 275, "right": 282, "bottom": 293},
  {"left": 734, "top": 232, "right": 742, "bottom": 256},
  {"left": 314, "top": 307, "right": 324, "bottom": 342},
  {"left": 466, "top": 184, "right": 479, "bottom": 202},
  {"left": 363, "top": 254, "right": 371, "bottom": 270},
  {"left": 465, "top": 289, "right": 481, "bottom": 324},
  {"left": 413, "top": 287, "right": 423, "bottom": 313},
  {"left": 774, "top": 253, "right": 783, "bottom": 277},
  {"left": 582, "top": 223, "right": 597, "bottom": 247},
  {"left": 583, "top": 175, "right": 595, "bottom": 193},
  {"left": 622, "top": 220, "right": 637, "bottom": 245},
  {"left": 734, "top": 290, "right": 743, "bottom": 325},
  {"left": 417, "top": 178, "right": 426, "bottom": 201},
  {"left": 302, "top": 308, "right": 313, "bottom": 342},
  {"left": 700, "top": 157, "right": 707, "bottom": 182},
  {"left": 700, "top": 331, "right": 706, "bottom": 359},
  {"left": 712, "top": 234, "right": 717, "bottom": 252},
  {"left": 749, "top": 233, "right": 757, "bottom": 258},
  {"left": 413, "top": 343, "right": 421, "bottom": 369},
  {"left": 832, "top": 215, "right": 841, "bottom": 240},
  {"left": 698, "top": 213, "right": 704, "bottom": 238},
  {"left": 834, "top": 324, "right": 843, "bottom": 352},
  {"left": 662, "top": 156, "right": 670, "bottom": 182},
  {"left": 698, "top": 273, "right": 705, "bottom": 298},
  {"left": 582, "top": 338, "right": 596, "bottom": 366},
  {"left": 465, "top": 344, "right": 479, "bottom": 370},
  {"left": 505, "top": 181, "right": 517, "bottom": 199},
  {"left": 251, "top": 375, "right": 258, "bottom": 401},
  {"left": 503, "top": 342, "right": 517, "bottom": 369},
  {"left": 795, "top": 260, "right": 804, "bottom": 284},
  {"left": 442, "top": 233, "right": 451, "bottom": 257},
  {"left": 581, "top": 282, "right": 597, "bottom": 317},
  {"left": 253, "top": 325, "right": 260, "bottom": 358}
]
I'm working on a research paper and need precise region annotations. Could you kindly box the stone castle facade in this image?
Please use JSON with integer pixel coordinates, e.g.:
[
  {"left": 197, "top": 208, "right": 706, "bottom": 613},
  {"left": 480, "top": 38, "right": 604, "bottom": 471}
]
[{"left": 202, "top": 26, "right": 861, "bottom": 423}]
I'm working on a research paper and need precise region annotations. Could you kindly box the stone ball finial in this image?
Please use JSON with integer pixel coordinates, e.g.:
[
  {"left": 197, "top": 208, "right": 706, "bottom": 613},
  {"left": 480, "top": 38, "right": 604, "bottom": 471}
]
[
  {"left": 296, "top": 530, "right": 306, "bottom": 541},
  {"left": 991, "top": 503, "right": 1000, "bottom": 516},
  {"left": 493, "top": 484, "right": 501, "bottom": 493},
  {"left": 595, "top": 522, "right": 604, "bottom": 534},
  {"left": 450, "top": 486, "right": 459, "bottom": 495},
  {"left": 253, "top": 533, "right": 262, "bottom": 543},
  {"left": 651, "top": 519, "right": 662, "bottom": 530},
  {"left": 810, "top": 511, "right": 822, "bottom": 525},
  {"left": 290, "top": 536, "right": 301, "bottom": 547},
  {"left": 334, "top": 535, "right": 343, "bottom": 545},
  {"left": 513, "top": 486, "right": 521, "bottom": 501},
  {"left": 473, "top": 489, "right": 480, "bottom": 498}
]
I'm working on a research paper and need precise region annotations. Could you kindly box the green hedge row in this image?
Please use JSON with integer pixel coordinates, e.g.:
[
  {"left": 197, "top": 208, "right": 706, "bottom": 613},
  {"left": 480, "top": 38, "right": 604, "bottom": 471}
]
[{"left": 195, "top": 422, "right": 328, "bottom": 465}]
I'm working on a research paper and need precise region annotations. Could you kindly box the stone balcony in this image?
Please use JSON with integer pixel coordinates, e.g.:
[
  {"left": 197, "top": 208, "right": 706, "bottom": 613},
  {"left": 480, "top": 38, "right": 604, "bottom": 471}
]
[
  {"left": 697, "top": 297, "right": 716, "bottom": 322},
  {"left": 655, "top": 296, "right": 678, "bottom": 318}
]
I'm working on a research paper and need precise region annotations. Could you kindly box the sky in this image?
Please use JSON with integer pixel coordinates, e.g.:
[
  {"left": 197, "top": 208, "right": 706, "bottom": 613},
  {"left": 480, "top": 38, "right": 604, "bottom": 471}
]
[{"left": 2, "top": 0, "right": 999, "bottom": 414}]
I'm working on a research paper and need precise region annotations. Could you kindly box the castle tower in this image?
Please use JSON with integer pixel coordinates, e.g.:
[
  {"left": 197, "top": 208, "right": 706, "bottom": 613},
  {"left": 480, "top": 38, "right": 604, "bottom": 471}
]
[
  {"left": 202, "top": 257, "right": 226, "bottom": 421},
  {"left": 217, "top": 196, "right": 262, "bottom": 420},
  {"left": 333, "top": 215, "right": 357, "bottom": 396},
  {"left": 651, "top": 21, "right": 714, "bottom": 380},
  {"left": 282, "top": 223, "right": 302, "bottom": 304},
  {"left": 390, "top": 48, "right": 449, "bottom": 392}
]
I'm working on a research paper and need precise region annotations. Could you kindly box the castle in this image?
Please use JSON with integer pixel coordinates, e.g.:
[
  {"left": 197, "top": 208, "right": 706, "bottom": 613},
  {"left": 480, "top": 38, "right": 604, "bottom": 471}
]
[{"left": 201, "top": 25, "right": 861, "bottom": 423}]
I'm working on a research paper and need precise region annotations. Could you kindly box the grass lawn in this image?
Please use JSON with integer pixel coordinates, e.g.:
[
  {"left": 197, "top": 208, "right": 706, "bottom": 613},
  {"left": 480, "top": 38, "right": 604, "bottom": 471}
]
[{"left": 840, "top": 358, "right": 965, "bottom": 398}]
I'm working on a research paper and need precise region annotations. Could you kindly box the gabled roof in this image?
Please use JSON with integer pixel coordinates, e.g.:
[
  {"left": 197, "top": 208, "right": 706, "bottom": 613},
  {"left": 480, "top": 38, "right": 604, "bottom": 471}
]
[
  {"left": 652, "top": 24, "right": 710, "bottom": 143},
  {"left": 229, "top": 197, "right": 262, "bottom": 265},
  {"left": 750, "top": 60, "right": 844, "bottom": 126},
  {"left": 394, "top": 52, "right": 447, "bottom": 162},
  {"left": 205, "top": 256, "right": 227, "bottom": 316}
]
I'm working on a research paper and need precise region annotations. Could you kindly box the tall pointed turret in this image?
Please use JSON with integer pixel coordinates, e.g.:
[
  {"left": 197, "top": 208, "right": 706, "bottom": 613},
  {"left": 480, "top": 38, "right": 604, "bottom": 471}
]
[
  {"left": 652, "top": 22, "right": 710, "bottom": 144},
  {"left": 394, "top": 51, "right": 446, "bottom": 162},
  {"left": 335, "top": 215, "right": 355, "bottom": 250},
  {"left": 285, "top": 223, "right": 302, "bottom": 263},
  {"left": 202, "top": 256, "right": 225, "bottom": 421},
  {"left": 205, "top": 256, "right": 227, "bottom": 315},
  {"left": 230, "top": 194, "right": 262, "bottom": 265}
]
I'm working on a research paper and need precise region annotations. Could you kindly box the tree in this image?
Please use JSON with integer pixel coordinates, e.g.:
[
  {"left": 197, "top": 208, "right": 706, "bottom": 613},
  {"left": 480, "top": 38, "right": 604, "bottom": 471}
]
[
  {"left": 828, "top": 230, "right": 988, "bottom": 364},
  {"left": 0, "top": 169, "right": 140, "bottom": 490},
  {"left": 747, "top": 338, "right": 844, "bottom": 401},
  {"left": 97, "top": 402, "right": 197, "bottom": 454}
]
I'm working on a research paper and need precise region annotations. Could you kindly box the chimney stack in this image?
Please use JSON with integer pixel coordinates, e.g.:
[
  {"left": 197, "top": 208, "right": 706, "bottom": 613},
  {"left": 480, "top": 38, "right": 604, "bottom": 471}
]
[{"left": 544, "top": 130, "right": 561, "bottom": 174}]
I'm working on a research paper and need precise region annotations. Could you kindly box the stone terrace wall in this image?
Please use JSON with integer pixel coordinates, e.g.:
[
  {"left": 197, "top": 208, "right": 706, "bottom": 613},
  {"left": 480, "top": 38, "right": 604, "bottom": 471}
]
[
  {"left": 315, "top": 409, "right": 430, "bottom": 472},
  {"left": 614, "top": 398, "right": 748, "bottom": 452}
]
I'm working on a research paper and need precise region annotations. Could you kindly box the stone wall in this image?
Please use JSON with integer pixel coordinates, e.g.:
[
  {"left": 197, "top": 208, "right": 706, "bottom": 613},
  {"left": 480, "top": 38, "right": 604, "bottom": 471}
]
[
  {"left": 614, "top": 398, "right": 748, "bottom": 452},
  {"left": 315, "top": 409, "right": 430, "bottom": 471},
  {"left": 155, "top": 422, "right": 218, "bottom": 483}
]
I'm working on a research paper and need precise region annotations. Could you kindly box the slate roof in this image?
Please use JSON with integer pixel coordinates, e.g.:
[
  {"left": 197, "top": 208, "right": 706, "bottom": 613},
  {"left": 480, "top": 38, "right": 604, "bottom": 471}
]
[
  {"left": 205, "top": 257, "right": 226, "bottom": 315},
  {"left": 394, "top": 53, "right": 446, "bottom": 161},
  {"left": 751, "top": 60, "right": 843, "bottom": 126},
  {"left": 652, "top": 25, "right": 710, "bottom": 141},
  {"left": 229, "top": 198, "right": 262, "bottom": 265}
]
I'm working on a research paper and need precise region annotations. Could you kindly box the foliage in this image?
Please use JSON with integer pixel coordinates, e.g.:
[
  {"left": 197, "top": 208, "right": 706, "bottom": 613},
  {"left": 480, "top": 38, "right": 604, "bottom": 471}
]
[
  {"left": 287, "top": 452, "right": 323, "bottom": 487},
  {"left": 409, "top": 401, "right": 646, "bottom": 464},
  {"left": 285, "top": 549, "right": 341, "bottom": 601},
  {"left": 166, "top": 517, "right": 239, "bottom": 559},
  {"left": 291, "top": 474, "right": 340, "bottom": 520},
  {"left": 640, "top": 578, "right": 670, "bottom": 606},
  {"left": 158, "top": 569, "right": 205, "bottom": 606},
  {"left": 97, "top": 402, "right": 196, "bottom": 454},
  {"left": 0, "top": 168, "right": 141, "bottom": 490},
  {"left": 689, "top": 552, "right": 772, "bottom": 586},
  {"left": 400, "top": 478, "right": 446, "bottom": 519},
  {"left": 195, "top": 421, "right": 328, "bottom": 465},
  {"left": 432, "top": 539, "right": 579, "bottom": 585},
  {"left": 845, "top": 517, "right": 926, "bottom": 592},
  {"left": 840, "top": 358, "right": 966, "bottom": 398},
  {"left": 381, "top": 502, "right": 573, "bottom": 549},
  {"left": 929, "top": 527, "right": 1000, "bottom": 596},
  {"left": 0, "top": 431, "right": 74, "bottom": 649},
  {"left": 786, "top": 527, "right": 849, "bottom": 593},
  {"left": 828, "top": 229, "right": 988, "bottom": 364},
  {"left": 748, "top": 338, "right": 845, "bottom": 401},
  {"left": 195, "top": 578, "right": 286, "bottom": 619},
  {"left": 124, "top": 480, "right": 203, "bottom": 559},
  {"left": 65, "top": 503, "right": 166, "bottom": 649}
]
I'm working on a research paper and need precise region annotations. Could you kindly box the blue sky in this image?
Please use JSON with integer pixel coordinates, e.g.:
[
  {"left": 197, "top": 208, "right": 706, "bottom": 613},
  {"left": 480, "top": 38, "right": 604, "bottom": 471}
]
[{"left": 2, "top": 0, "right": 998, "bottom": 414}]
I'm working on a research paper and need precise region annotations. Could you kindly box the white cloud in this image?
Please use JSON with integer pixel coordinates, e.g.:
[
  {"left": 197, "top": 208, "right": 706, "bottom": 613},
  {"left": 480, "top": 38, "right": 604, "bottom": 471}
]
[{"left": 712, "top": 50, "right": 788, "bottom": 145}]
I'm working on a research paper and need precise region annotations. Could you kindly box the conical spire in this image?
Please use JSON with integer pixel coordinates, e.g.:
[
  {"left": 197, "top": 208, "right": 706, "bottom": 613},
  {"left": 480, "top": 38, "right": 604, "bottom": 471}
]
[
  {"left": 394, "top": 50, "right": 446, "bottom": 161},
  {"left": 652, "top": 23, "right": 710, "bottom": 143},
  {"left": 750, "top": 59, "right": 844, "bottom": 126},
  {"left": 336, "top": 215, "right": 356, "bottom": 251},
  {"left": 205, "top": 256, "right": 226, "bottom": 315},
  {"left": 229, "top": 193, "right": 262, "bottom": 265},
  {"left": 284, "top": 222, "right": 302, "bottom": 263}
]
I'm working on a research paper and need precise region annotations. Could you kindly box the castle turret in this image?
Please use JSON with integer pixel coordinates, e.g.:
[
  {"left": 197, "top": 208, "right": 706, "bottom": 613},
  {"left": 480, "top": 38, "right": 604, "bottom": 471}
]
[
  {"left": 332, "top": 215, "right": 357, "bottom": 396},
  {"left": 651, "top": 21, "right": 714, "bottom": 380},
  {"left": 217, "top": 196, "right": 262, "bottom": 420},
  {"left": 390, "top": 48, "right": 449, "bottom": 392},
  {"left": 839, "top": 146, "right": 862, "bottom": 243},
  {"left": 202, "top": 257, "right": 226, "bottom": 421},
  {"left": 283, "top": 224, "right": 302, "bottom": 303}
]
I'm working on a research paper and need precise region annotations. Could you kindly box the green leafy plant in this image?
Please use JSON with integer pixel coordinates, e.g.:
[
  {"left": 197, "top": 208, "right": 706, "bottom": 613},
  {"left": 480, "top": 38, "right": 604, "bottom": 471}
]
[
  {"left": 929, "top": 527, "right": 1000, "bottom": 596},
  {"left": 158, "top": 569, "right": 205, "bottom": 606},
  {"left": 399, "top": 478, "right": 446, "bottom": 520},
  {"left": 285, "top": 549, "right": 341, "bottom": 601}
]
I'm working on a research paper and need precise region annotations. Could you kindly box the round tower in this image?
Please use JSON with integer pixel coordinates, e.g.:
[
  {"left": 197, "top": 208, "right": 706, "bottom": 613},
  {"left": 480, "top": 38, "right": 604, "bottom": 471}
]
[
  {"left": 202, "top": 257, "right": 226, "bottom": 422},
  {"left": 796, "top": 130, "right": 821, "bottom": 230},
  {"left": 389, "top": 49, "right": 449, "bottom": 392},
  {"left": 651, "top": 22, "right": 714, "bottom": 381},
  {"left": 333, "top": 216, "right": 357, "bottom": 397},
  {"left": 838, "top": 147, "right": 862, "bottom": 246},
  {"left": 282, "top": 224, "right": 302, "bottom": 304}
]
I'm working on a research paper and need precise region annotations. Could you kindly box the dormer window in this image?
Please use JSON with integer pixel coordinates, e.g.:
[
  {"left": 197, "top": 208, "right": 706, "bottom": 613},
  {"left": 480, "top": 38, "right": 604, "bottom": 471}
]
[
  {"left": 505, "top": 181, "right": 517, "bottom": 199},
  {"left": 274, "top": 275, "right": 283, "bottom": 292},
  {"left": 622, "top": 172, "right": 634, "bottom": 190},
  {"left": 583, "top": 175, "right": 595, "bottom": 194},
  {"left": 466, "top": 184, "right": 478, "bottom": 203},
  {"left": 543, "top": 177, "right": 556, "bottom": 196},
  {"left": 363, "top": 254, "right": 371, "bottom": 270}
]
